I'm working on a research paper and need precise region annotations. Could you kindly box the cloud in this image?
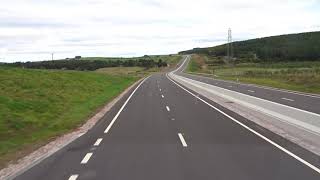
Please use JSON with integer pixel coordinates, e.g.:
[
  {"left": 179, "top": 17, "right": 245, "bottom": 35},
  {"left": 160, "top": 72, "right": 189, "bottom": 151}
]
[
  {"left": 0, "top": 18, "right": 70, "bottom": 28},
  {"left": 0, "top": 0, "right": 319, "bottom": 62}
]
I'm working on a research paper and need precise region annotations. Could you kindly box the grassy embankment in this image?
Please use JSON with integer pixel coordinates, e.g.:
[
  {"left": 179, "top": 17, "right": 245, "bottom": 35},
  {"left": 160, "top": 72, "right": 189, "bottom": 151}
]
[
  {"left": 187, "top": 54, "right": 320, "bottom": 94},
  {"left": 0, "top": 67, "right": 138, "bottom": 168}
]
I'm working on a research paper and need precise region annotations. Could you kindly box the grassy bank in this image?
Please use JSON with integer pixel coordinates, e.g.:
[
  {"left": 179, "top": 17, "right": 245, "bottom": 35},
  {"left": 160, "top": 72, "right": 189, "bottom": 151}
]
[
  {"left": 95, "top": 55, "right": 182, "bottom": 77},
  {"left": 0, "top": 67, "right": 138, "bottom": 168},
  {"left": 96, "top": 66, "right": 163, "bottom": 77},
  {"left": 187, "top": 55, "right": 320, "bottom": 94}
]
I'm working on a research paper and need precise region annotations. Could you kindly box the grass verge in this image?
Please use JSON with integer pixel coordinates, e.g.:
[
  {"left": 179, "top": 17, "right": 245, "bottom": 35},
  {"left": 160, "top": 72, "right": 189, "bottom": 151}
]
[
  {"left": 186, "top": 54, "right": 320, "bottom": 94},
  {"left": 0, "top": 67, "right": 138, "bottom": 168}
]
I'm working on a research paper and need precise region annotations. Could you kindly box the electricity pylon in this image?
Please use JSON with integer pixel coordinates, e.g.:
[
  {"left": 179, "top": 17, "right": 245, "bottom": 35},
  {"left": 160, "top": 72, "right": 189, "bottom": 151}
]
[{"left": 227, "top": 28, "right": 233, "bottom": 60}]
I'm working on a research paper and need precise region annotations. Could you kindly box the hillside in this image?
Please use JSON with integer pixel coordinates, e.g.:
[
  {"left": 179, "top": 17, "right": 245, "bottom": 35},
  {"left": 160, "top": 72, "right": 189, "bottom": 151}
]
[
  {"left": 0, "top": 67, "right": 138, "bottom": 168},
  {"left": 179, "top": 31, "right": 320, "bottom": 61}
]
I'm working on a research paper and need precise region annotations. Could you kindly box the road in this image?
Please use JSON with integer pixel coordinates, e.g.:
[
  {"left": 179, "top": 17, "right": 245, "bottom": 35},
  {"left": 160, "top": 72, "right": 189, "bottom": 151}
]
[
  {"left": 12, "top": 57, "right": 320, "bottom": 180},
  {"left": 176, "top": 56, "right": 320, "bottom": 114}
]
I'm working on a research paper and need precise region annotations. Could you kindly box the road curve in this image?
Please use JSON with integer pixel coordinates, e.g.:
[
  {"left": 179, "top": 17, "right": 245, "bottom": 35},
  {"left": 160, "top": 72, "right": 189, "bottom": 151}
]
[{"left": 11, "top": 58, "right": 320, "bottom": 180}]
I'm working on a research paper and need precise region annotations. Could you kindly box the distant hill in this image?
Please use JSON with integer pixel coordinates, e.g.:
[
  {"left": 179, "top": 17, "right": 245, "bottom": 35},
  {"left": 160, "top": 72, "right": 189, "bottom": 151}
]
[{"left": 179, "top": 31, "right": 320, "bottom": 61}]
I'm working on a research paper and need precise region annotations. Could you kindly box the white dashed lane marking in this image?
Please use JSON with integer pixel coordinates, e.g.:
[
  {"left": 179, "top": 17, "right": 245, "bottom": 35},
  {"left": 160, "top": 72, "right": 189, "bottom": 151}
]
[
  {"left": 178, "top": 133, "right": 188, "bottom": 147},
  {"left": 94, "top": 138, "right": 103, "bottom": 146},
  {"left": 81, "top": 153, "right": 93, "bottom": 164},
  {"left": 68, "top": 175, "right": 79, "bottom": 180},
  {"left": 281, "top": 97, "right": 294, "bottom": 102},
  {"left": 248, "top": 90, "right": 255, "bottom": 93},
  {"left": 166, "top": 106, "right": 170, "bottom": 112}
]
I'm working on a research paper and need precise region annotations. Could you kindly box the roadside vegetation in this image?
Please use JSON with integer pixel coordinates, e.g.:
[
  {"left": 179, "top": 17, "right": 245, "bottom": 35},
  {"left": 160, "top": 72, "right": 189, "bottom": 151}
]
[
  {"left": 187, "top": 54, "right": 320, "bottom": 94},
  {"left": 0, "top": 67, "right": 138, "bottom": 168},
  {"left": 96, "top": 66, "right": 163, "bottom": 77},
  {"left": 5, "top": 55, "right": 180, "bottom": 71}
]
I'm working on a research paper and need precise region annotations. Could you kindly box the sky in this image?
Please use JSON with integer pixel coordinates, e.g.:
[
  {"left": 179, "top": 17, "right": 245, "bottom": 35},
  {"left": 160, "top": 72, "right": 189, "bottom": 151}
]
[{"left": 0, "top": 0, "right": 320, "bottom": 62}]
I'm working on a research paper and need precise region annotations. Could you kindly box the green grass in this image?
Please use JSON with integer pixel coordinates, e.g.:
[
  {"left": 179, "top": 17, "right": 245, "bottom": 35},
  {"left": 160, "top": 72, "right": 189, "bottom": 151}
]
[
  {"left": 96, "top": 67, "right": 145, "bottom": 76},
  {"left": 186, "top": 55, "right": 320, "bottom": 94},
  {"left": 96, "top": 66, "right": 160, "bottom": 77},
  {"left": 0, "top": 67, "right": 138, "bottom": 168},
  {"left": 187, "top": 58, "right": 202, "bottom": 72}
]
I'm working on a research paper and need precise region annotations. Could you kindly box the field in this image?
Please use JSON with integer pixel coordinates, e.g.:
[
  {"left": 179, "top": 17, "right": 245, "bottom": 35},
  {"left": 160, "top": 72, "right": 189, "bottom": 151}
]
[
  {"left": 0, "top": 67, "right": 138, "bottom": 168},
  {"left": 187, "top": 54, "right": 320, "bottom": 94},
  {"left": 81, "top": 55, "right": 181, "bottom": 68},
  {"left": 81, "top": 55, "right": 181, "bottom": 65},
  {"left": 96, "top": 66, "right": 163, "bottom": 77},
  {"left": 95, "top": 55, "right": 182, "bottom": 77},
  {"left": 6, "top": 55, "right": 182, "bottom": 71}
]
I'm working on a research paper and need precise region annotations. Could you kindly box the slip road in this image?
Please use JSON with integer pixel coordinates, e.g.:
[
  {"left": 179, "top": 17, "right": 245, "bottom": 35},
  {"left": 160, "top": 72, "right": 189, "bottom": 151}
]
[{"left": 13, "top": 59, "right": 320, "bottom": 180}]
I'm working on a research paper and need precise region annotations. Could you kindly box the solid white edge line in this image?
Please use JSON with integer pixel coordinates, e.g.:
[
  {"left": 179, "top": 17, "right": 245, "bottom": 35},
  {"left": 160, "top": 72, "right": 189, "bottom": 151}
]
[
  {"left": 80, "top": 153, "right": 93, "bottom": 164},
  {"left": 178, "top": 133, "right": 188, "bottom": 147},
  {"left": 94, "top": 138, "right": 103, "bottom": 146},
  {"left": 166, "top": 106, "right": 170, "bottom": 112},
  {"left": 166, "top": 73, "right": 320, "bottom": 174},
  {"left": 68, "top": 174, "right": 79, "bottom": 180},
  {"left": 104, "top": 77, "right": 149, "bottom": 133}
]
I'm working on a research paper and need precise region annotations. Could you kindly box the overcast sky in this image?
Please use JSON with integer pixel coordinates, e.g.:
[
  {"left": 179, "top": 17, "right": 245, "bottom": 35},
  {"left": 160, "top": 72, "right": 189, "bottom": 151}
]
[{"left": 0, "top": 0, "right": 319, "bottom": 62}]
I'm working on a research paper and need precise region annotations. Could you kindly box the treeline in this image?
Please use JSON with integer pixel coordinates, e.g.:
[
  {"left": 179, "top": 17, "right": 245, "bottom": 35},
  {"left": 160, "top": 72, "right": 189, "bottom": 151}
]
[
  {"left": 5, "top": 58, "right": 167, "bottom": 71},
  {"left": 179, "top": 31, "right": 320, "bottom": 61}
]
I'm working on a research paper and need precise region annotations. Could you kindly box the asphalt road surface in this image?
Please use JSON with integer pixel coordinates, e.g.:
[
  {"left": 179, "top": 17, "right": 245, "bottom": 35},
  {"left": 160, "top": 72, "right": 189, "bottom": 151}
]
[{"left": 13, "top": 58, "right": 320, "bottom": 180}]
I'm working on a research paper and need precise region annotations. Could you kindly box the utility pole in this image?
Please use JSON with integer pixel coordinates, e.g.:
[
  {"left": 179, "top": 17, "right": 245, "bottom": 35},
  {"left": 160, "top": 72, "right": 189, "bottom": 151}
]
[{"left": 51, "top": 53, "right": 54, "bottom": 61}]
